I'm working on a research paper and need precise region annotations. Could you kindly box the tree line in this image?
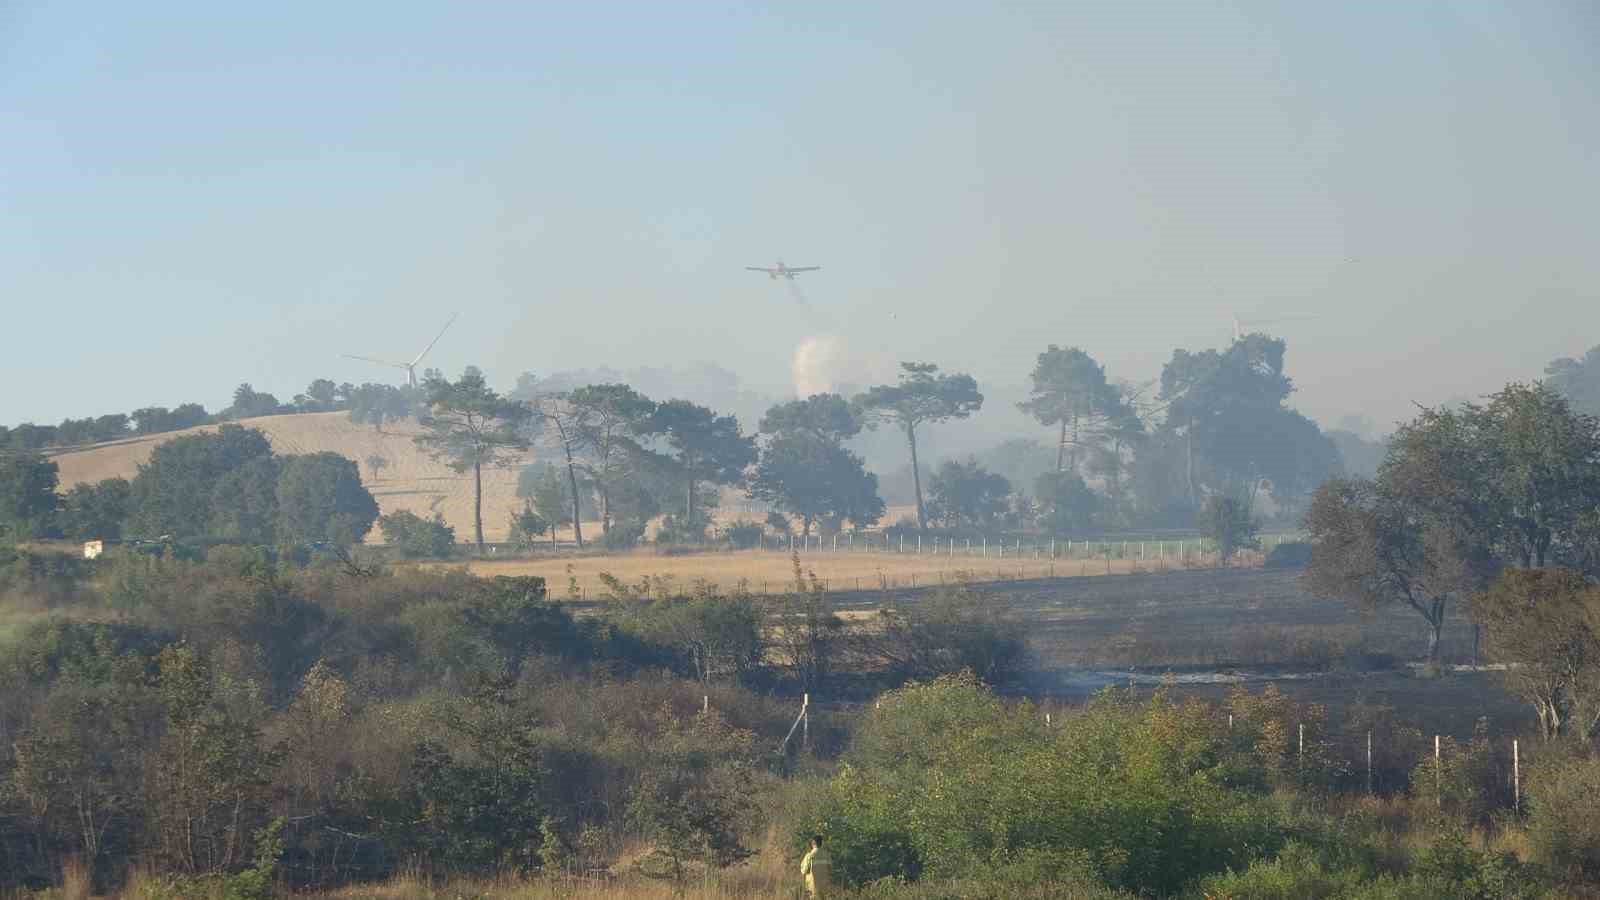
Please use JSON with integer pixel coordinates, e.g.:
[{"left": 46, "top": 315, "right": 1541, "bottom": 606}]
[
  {"left": 0, "top": 425, "right": 380, "bottom": 548},
  {"left": 1305, "top": 381, "right": 1600, "bottom": 747}
]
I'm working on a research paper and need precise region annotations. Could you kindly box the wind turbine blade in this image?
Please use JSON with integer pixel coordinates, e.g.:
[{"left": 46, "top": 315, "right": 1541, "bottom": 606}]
[
  {"left": 411, "top": 313, "right": 459, "bottom": 366},
  {"left": 343, "top": 354, "right": 409, "bottom": 369}
]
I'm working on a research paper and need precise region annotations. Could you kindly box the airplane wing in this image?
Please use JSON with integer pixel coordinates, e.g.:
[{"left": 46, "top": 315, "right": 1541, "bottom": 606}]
[
  {"left": 787, "top": 267, "right": 820, "bottom": 273},
  {"left": 745, "top": 267, "right": 776, "bottom": 273}
]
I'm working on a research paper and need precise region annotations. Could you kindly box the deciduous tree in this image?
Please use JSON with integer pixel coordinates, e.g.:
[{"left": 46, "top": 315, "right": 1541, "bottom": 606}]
[
  {"left": 129, "top": 425, "right": 275, "bottom": 539},
  {"left": 1546, "top": 344, "right": 1600, "bottom": 417},
  {"left": 274, "top": 452, "right": 380, "bottom": 546},
  {"left": 1473, "top": 567, "right": 1600, "bottom": 742},
  {"left": 0, "top": 451, "right": 60, "bottom": 541},
  {"left": 1304, "top": 477, "right": 1494, "bottom": 660},
  {"left": 58, "top": 477, "right": 133, "bottom": 541},
  {"left": 926, "top": 459, "right": 1010, "bottom": 530},
  {"left": 1198, "top": 494, "right": 1258, "bottom": 566},
  {"left": 749, "top": 434, "right": 884, "bottom": 537}
]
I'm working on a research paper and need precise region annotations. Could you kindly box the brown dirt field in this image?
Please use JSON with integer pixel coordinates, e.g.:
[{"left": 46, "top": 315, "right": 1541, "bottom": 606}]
[{"left": 432, "top": 547, "right": 1198, "bottom": 599}]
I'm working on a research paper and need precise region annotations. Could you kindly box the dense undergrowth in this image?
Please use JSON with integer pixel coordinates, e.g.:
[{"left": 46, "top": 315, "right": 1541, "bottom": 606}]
[{"left": 1, "top": 549, "right": 1597, "bottom": 899}]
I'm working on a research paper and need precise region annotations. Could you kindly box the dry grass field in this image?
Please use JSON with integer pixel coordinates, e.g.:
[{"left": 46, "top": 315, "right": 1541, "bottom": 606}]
[
  {"left": 43, "top": 412, "right": 854, "bottom": 544},
  {"left": 437, "top": 547, "right": 1211, "bottom": 599},
  {"left": 47, "top": 411, "right": 532, "bottom": 542}
]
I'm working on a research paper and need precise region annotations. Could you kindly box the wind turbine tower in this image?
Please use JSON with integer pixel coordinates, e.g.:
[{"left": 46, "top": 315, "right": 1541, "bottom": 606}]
[{"left": 343, "top": 313, "right": 458, "bottom": 388}]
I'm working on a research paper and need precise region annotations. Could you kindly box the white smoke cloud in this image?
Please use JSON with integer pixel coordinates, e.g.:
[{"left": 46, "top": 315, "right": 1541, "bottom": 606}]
[
  {"left": 791, "top": 335, "right": 848, "bottom": 397},
  {"left": 792, "top": 334, "right": 903, "bottom": 398}
]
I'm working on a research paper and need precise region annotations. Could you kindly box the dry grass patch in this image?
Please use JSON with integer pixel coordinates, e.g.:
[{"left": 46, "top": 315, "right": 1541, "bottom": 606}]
[{"left": 443, "top": 549, "right": 1192, "bottom": 599}]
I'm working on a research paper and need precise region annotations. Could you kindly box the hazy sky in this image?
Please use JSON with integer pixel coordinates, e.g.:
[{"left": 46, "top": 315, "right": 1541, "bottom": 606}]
[{"left": 4, "top": 1, "right": 1597, "bottom": 434}]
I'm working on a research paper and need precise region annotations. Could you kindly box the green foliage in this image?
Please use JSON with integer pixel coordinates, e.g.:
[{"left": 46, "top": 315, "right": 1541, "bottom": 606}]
[
  {"left": 273, "top": 452, "right": 379, "bottom": 545},
  {"left": 619, "top": 585, "right": 764, "bottom": 683},
  {"left": 345, "top": 382, "right": 414, "bottom": 432},
  {"left": 926, "top": 458, "right": 1011, "bottom": 530},
  {"left": 720, "top": 518, "right": 764, "bottom": 549},
  {"left": 509, "top": 502, "right": 549, "bottom": 546},
  {"left": 409, "top": 684, "right": 554, "bottom": 872},
  {"left": 1266, "top": 540, "right": 1313, "bottom": 569},
  {"left": 1525, "top": 748, "right": 1600, "bottom": 884},
  {"left": 0, "top": 450, "right": 61, "bottom": 540},
  {"left": 565, "top": 383, "right": 659, "bottom": 535},
  {"left": 1546, "top": 344, "right": 1600, "bottom": 417},
  {"left": 1035, "top": 469, "right": 1099, "bottom": 536},
  {"left": 868, "top": 585, "right": 1027, "bottom": 684},
  {"left": 1199, "top": 494, "right": 1260, "bottom": 564},
  {"left": 57, "top": 476, "right": 132, "bottom": 541},
  {"left": 625, "top": 704, "right": 758, "bottom": 878},
  {"left": 807, "top": 675, "right": 1288, "bottom": 895},
  {"left": 129, "top": 425, "right": 275, "bottom": 539},
  {"left": 379, "top": 509, "right": 456, "bottom": 558},
  {"left": 520, "top": 462, "right": 576, "bottom": 542},
  {"left": 1473, "top": 568, "right": 1600, "bottom": 742},
  {"left": 223, "top": 383, "right": 283, "bottom": 420},
  {"left": 414, "top": 368, "right": 531, "bottom": 547},
  {"left": 854, "top": 362, "right": 984, "bottom": 530},
  {"left": 759, "top": 393, "right": 861, "bottom": 444},
  {"left": 749, "top": 431, "right": 885, "bottom": 536},
  {"left": 652, "top": 398, "right": 757, "bottom": 530},
  {"left": 1019, "top": 345, "right": 1136, "bottom": 477},
  {"left": 1161, "top": 334, "right": 1340, "bottom": 510},
  {"left": 1303, "top": 476, "right": 1490, "bottom": 660}
]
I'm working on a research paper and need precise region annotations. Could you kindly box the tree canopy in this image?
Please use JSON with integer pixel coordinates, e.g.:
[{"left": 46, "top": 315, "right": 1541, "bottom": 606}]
[
  {"left": 1545, "top": 344, "right": 1600, "bottom": 417},
  {"left": 854, "top": 363, "right": 983, "bottom": 530},
  {"left": 1019, "top": 346, "right": 1133, "bottom": 474},
  {"left": 415, "top": 369, "right": 531, "bottom": 549},
  {"left": 274, "top": 452, "right": 381, "bottom": 546},
  {"left": 0, "top": 452, "right": 60, "bottom": 541},
  {"left": 652, "top": 399, "right": 757, "bottom": 534},
  {"left": 1158, "top": 335, "right": 1338, "bottom": 512},
  {"left": 926, "top": 459, "right": 1011, "bottom": 530},
  {"left": 129, "top": 425, "right": 275, "bottom": 539},
  {"left": 749, "top": 433, "right": 884, "bottom": 537}
]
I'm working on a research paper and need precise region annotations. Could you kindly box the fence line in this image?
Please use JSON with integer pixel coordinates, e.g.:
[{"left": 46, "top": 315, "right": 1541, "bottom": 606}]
[{"left": 760, "top": 531, "right": 1302, "bottom": 561}]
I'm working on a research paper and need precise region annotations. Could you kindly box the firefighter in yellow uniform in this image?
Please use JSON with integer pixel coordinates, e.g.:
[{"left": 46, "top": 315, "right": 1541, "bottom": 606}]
[{"left": 800, "top": 834, "right": 832, "bottom": 898}]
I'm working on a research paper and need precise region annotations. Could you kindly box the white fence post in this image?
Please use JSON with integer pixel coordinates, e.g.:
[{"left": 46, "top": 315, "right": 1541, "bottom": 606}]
[{"left": 1513, "top": 739, "right": 1520, "bottom": 812}]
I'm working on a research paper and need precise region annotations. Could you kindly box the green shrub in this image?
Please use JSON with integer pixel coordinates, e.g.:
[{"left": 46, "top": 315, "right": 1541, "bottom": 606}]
[
  {"left": 804, "top": 676, "right": 1288, "bottom": 895},
  {"left": 378, "top": 510, "right": 455, "bottom": 558},
  {"left": 868, "top": 585, "right": 1028, "bottom": 683},
  {"left": 1526, "top": 748, "right": 1600, "bottom": 886},
  {"left": 1266, "top": 541, "right": 1313, "bottom": 569},
  {"left": 721, "top": 519, "right": 764, "bottom": 549},
  {"left": 1199, "top": 841, "right": 1370, "bottom": 899}
]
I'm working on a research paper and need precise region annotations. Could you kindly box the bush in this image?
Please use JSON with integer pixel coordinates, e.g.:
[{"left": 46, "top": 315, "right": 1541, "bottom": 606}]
[
  {"left": 721, "top": 519, "right": 764, "bottom": 550},
  {"left": 378, "top": 510, "right": 455, "bottom": 558},
  {"left": 654, "top": 514, "right": 706, "bottom": 546},
  {"left": 600, "top": 518, "right": 647, "bottom": 550},
  {"left": 867, "top": 585, "right": 1028, "bottom": 684},
  {"left": 1266, "top": 541, "right": 1313, "bottom": 569},
  {"left": 1526, "top": 749, "right": 1600, "bottom": 886},
  {"left": 805, "top": 676, "right": 1289, "bottom": 895}
]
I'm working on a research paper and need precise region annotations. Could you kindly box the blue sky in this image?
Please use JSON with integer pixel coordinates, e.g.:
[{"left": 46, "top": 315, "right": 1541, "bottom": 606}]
[{"left": 3, "top": 1, "right": 1597, "bottom": 432}]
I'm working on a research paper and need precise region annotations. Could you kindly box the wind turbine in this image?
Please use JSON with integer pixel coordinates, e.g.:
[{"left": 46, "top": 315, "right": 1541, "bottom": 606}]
[
  {"left": 343, "top": 313, "right": 458, "bottom": 388},
  {"left": 1229, "top": 312, "right": 1319, "bottom": 342}
]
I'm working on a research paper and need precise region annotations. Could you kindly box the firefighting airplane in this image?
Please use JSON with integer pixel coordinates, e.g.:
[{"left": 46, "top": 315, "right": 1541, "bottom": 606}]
[{"left": 745, "top": 261, "right": 820, "bottom": 280}]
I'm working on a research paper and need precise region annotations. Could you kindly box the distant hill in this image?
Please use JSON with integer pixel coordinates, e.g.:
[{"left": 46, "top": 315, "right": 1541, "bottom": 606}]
[
  {"left": 47, "top": 411, "right": 536, "bottom": 544},
  {"left": 43, "top": 411, "right": 845, "bottom": 544}
]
